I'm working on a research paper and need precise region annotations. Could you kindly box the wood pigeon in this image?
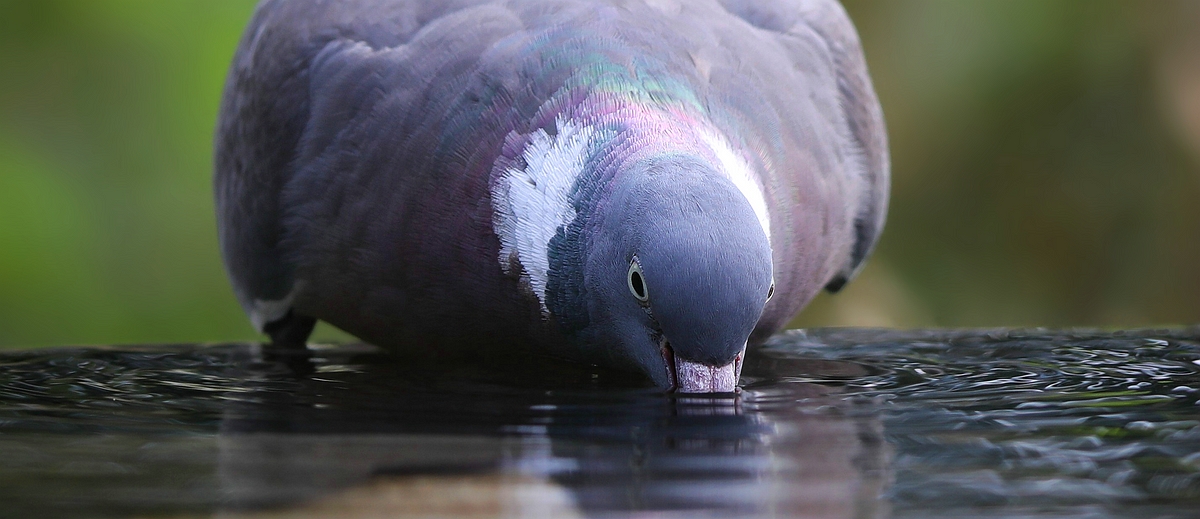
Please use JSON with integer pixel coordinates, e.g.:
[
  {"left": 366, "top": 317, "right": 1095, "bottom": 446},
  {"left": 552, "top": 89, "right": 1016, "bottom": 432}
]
[{"left": 214, "top": 0, "right": 889, "bottom": 392}]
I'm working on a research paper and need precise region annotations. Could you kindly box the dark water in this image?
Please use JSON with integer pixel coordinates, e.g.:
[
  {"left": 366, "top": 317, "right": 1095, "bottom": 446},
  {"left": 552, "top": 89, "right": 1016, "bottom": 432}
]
[{"left": 1, "top": 329, "right": 1198, "bottom": 518}]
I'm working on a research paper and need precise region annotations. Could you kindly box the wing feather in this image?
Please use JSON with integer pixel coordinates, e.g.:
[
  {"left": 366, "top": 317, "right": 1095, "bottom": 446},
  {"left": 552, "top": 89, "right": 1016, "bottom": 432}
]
[
  {"left": 214, "top": 0, "right": 497, "bottom": 328},
  {"left": 718, "top": 0, "right": 889, "bottom": 292}
]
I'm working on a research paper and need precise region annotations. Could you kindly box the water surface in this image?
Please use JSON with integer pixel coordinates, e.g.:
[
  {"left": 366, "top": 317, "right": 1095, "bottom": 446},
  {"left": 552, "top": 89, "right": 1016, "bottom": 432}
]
[{"left": 1, "top": 328, "right": 1198, "bottom": 518}]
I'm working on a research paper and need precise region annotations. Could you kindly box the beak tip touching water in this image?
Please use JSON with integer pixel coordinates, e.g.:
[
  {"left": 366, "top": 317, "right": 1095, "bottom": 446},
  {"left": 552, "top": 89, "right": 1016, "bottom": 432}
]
[{"left": 662, "top": 340, "right": 746, "bottom": 393}]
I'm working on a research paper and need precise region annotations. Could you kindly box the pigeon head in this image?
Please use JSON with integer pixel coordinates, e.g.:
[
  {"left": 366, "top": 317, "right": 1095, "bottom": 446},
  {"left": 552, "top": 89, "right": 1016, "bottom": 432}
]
[{"left": 580, "top": 155, "right": 773, "bottom": 392}]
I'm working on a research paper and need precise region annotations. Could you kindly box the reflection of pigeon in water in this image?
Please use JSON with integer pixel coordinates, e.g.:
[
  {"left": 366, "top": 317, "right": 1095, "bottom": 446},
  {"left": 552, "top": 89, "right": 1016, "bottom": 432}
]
[
  {"left": 214, "top": 346, "right": 888, "bottom": 517},
  {"left": 215, "top": 0, "right": 889, "bottom": 391},
  {"left": 217, "top": 398, "right": 888, "bottom": 518}
]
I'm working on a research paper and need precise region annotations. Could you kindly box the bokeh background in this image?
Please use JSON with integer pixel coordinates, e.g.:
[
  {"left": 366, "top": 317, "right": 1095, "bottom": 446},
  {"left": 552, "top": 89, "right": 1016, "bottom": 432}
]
[{"left": 0, "top": 0, "right": 1197, "bottom": 348}]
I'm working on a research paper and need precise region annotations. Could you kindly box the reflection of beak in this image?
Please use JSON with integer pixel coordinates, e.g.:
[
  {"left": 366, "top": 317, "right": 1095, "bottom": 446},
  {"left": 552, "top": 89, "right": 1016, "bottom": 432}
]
[{"left": 660, "top": 338, "right": 745, "bottom": 393}]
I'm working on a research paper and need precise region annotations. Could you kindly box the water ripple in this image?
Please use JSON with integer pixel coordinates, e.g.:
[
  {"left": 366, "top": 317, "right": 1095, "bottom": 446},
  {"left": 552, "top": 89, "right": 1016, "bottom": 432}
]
[{"left": 0, "top": 329, "right": 1197, "bottom": 517}]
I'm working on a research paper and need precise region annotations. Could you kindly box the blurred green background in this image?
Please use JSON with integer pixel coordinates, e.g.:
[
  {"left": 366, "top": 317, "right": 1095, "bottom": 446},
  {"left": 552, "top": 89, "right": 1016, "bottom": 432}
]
[{"left": 0, "top": 0, "right": 1197, "bottom": 348}]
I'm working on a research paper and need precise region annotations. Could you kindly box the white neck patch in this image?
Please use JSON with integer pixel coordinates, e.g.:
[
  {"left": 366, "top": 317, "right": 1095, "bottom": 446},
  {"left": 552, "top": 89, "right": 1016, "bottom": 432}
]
[
  {"left": 697, "top": 129, "right": 772, "bottom": 241},
  {"left": 491, "top": 115, "right": 771, "bottom": 314},
  {"left": 492, "top": 117, "right": 596, "bottom": 314}
]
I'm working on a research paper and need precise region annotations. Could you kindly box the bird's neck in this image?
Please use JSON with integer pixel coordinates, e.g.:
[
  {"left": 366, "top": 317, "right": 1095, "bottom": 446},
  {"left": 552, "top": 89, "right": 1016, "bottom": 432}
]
[
  {"left": 557, "top": 93, "right": 721, "bottom": 172},
  {"left": 487, "top": 93, "right": 771, "bottom": 318},
  {"left": 551, "top": 93, "right": 772, "bottom": 241}
]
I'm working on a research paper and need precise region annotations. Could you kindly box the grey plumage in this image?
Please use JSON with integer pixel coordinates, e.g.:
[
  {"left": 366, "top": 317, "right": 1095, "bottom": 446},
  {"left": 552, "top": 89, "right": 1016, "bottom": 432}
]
[{"left": 215, "top": 0, "right": 889, "bottom": 391}]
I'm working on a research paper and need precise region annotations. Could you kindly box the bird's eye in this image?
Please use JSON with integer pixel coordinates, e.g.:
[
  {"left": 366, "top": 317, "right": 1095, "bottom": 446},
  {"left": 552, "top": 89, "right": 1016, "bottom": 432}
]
[
  {"left": 766, "top": 280, "right": 775, "bottom": 302},
  {"left": 628, "top": 258, "right": 648, "bottom": 302}
]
